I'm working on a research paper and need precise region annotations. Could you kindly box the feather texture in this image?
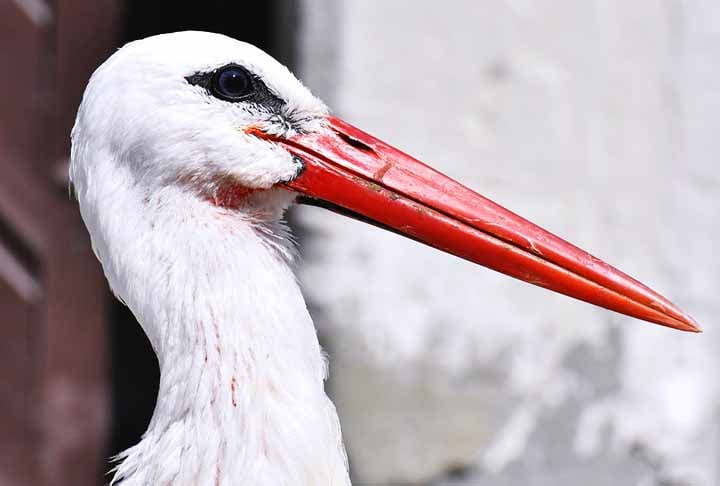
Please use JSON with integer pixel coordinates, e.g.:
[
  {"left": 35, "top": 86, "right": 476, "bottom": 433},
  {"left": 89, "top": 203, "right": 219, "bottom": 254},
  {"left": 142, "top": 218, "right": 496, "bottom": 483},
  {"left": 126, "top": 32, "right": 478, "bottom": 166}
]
[{"left": 70, "top": 31, "right": 350, "bottom": 486}]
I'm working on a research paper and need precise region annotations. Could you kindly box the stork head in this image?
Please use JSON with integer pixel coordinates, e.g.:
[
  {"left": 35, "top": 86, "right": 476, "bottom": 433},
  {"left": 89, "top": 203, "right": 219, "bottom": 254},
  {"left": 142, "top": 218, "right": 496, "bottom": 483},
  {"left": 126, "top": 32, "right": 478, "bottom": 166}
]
[
  {"left": 71, "top": 31, "right": 326, "bottom": 219},
  {"left": 70, "top": 31, "right": 699, "bottom": 333}
]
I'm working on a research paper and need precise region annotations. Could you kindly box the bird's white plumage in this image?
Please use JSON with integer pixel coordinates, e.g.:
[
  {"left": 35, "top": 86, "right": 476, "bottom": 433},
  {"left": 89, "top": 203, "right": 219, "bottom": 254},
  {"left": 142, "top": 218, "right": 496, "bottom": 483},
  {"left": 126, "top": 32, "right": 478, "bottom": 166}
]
[{"left": 70, "top": 32, "right": 350, "bottom": 486}]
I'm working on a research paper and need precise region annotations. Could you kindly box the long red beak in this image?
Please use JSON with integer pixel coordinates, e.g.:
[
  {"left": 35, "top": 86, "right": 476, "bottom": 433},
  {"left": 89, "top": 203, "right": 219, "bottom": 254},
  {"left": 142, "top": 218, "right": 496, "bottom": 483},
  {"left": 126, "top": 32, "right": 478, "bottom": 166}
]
[{"left": 254, "top": 116, "right": 699, "bottom": 333}]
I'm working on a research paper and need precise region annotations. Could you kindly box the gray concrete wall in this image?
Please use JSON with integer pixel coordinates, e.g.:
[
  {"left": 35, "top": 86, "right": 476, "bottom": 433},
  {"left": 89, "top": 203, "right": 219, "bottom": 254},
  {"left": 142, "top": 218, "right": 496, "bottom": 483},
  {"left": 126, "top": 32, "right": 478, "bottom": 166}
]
[{"left": 297, "top": 1, "right": 720, "bottom": 485}]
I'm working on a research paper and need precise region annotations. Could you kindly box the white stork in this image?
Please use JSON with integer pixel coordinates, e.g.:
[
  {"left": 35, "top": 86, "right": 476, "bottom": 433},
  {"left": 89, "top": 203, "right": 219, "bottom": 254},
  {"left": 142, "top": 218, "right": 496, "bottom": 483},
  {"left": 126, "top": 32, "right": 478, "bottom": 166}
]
[{"left": 69, "top": 31, "right": 698, "bottom": 486}]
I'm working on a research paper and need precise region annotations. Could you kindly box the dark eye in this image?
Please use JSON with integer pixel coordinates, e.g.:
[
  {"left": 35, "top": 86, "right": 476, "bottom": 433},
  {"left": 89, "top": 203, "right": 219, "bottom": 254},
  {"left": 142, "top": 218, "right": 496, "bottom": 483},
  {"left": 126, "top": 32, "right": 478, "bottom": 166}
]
[{"left": 211, "top": 65, "right": 254, "bottom": 101}]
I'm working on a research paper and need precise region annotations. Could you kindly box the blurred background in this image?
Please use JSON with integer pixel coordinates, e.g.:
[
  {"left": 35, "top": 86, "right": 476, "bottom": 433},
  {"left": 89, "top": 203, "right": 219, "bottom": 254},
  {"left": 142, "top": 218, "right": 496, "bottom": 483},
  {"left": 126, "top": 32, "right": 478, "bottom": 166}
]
[{"left": 0, "top": 0, "right": 717, "bottom": 485}]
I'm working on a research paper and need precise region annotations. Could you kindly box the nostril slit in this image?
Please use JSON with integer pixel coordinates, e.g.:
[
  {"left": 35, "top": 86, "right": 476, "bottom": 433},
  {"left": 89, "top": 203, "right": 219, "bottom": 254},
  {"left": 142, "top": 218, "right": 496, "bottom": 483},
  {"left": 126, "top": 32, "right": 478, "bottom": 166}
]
[{"left": 335, "top": 130, "right": 375, "bottom": 153}]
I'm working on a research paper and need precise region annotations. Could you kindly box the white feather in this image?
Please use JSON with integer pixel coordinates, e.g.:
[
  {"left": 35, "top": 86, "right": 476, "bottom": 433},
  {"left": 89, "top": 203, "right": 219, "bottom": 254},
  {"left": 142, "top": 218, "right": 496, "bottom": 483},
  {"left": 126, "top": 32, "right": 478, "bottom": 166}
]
[{"left": 70, "top": 31, "right": 350, "bottom": 486}]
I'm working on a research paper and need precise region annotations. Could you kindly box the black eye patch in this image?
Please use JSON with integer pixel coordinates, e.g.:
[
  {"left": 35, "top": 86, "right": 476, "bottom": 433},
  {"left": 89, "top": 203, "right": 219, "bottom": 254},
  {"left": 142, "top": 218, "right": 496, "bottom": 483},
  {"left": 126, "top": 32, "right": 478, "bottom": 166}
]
[{"left": 185, "top": 63, "right": 285, "bottom": 113}]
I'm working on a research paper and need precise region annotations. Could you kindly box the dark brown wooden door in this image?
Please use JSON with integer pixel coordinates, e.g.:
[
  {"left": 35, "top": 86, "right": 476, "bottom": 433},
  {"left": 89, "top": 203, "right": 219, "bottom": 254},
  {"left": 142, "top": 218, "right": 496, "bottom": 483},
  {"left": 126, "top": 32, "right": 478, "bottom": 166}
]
[{"left": 0, "top": 1, "right": 120, "bottom": 485}]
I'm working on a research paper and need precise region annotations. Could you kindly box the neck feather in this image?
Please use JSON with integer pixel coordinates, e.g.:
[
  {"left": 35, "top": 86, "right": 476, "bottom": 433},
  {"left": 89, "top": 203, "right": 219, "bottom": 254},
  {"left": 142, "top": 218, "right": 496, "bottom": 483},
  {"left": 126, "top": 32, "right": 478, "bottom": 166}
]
[{"left": 83, "top": 182, "right": 349, "bottom": 486}]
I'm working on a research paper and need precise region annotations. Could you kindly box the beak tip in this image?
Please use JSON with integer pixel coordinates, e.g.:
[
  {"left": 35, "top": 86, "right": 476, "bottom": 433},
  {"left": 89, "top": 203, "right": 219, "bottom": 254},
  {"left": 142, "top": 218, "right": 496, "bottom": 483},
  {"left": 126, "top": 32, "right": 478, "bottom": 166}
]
[
  {"left": 647, "top": 298, "right": 701, "bottom": 333},
  {"left": 687, "top": 321, "right": 703, "bottom": 334},
  {"left": 675, "top": 315, "right": 702, "bottom": 333}
]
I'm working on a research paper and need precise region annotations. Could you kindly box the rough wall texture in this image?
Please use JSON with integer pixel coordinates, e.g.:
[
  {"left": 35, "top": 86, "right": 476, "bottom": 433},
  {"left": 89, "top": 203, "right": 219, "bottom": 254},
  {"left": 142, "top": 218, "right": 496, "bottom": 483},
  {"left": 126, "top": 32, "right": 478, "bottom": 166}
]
[{"left": 297, "top": 1, "right": 719, "bottom": 485}]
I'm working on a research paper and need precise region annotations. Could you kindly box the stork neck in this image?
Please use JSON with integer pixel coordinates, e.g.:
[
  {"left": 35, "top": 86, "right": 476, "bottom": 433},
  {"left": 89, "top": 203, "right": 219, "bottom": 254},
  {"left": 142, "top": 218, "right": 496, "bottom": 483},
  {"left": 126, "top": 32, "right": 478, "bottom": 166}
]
[{"left": 103, "top": 193, "right": 349, "bottom": 486}]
